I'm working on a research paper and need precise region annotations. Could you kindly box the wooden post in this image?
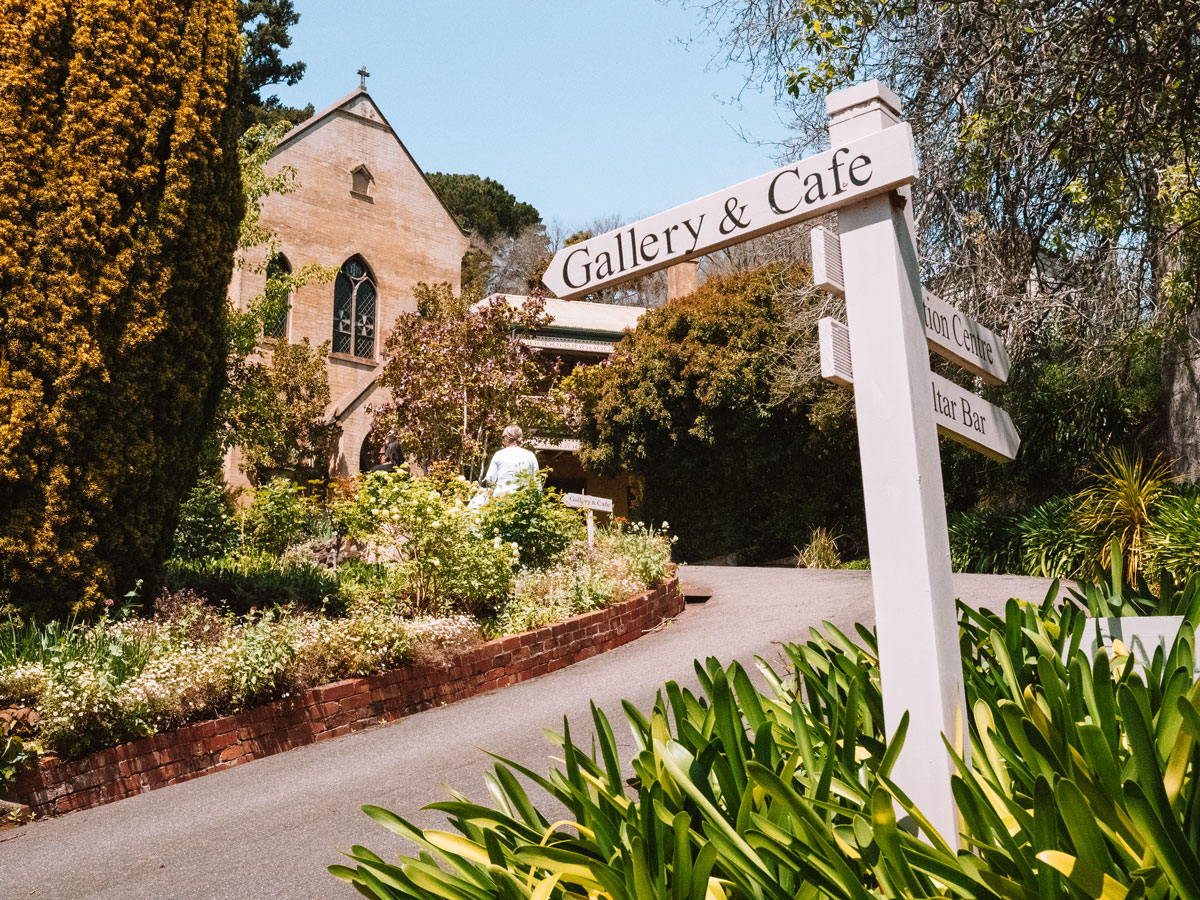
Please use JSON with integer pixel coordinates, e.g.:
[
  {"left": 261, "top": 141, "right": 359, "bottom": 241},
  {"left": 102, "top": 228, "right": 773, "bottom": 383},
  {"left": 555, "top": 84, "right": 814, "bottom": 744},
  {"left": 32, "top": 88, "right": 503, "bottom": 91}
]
[{"left": 828, "top": 81, "right": 965, "bottom": 845}]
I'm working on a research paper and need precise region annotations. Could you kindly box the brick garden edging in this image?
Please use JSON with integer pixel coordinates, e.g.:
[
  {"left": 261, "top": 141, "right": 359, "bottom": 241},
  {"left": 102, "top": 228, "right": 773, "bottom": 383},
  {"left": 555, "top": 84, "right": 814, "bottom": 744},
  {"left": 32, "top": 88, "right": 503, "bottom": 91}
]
[{"left": 6, "top": 578, "right": 681, "bottom": 818}]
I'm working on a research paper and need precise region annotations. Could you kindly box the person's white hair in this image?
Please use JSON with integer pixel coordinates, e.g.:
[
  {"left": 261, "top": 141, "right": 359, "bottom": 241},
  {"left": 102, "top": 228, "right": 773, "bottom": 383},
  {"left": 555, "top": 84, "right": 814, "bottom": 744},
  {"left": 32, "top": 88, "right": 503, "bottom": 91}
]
[{"left": 502, "top": 425, "right": 523, "bottom": 446}]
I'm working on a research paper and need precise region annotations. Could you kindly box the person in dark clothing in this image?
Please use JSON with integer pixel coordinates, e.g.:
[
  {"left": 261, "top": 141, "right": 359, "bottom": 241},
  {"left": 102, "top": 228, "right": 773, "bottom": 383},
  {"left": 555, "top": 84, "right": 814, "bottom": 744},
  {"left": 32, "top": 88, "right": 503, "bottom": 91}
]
[{"left": 368, "top": 440, "right": 405, "bottom": 474}]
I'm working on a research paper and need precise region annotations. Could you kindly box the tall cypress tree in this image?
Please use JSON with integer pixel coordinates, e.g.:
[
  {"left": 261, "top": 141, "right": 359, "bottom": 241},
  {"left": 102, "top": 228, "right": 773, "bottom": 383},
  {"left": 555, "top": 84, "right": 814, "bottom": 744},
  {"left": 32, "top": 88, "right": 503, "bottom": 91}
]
[{"left": 0, "top": 0, "right": 244, "bottom": 619}]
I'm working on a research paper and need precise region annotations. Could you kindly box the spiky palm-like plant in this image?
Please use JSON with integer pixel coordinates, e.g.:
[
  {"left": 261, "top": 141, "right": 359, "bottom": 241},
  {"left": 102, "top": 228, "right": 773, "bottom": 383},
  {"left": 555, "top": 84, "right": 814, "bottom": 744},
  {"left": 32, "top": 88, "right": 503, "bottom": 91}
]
[{"left": 1077, "top": 449, "right": 1174, "bottom": 582}]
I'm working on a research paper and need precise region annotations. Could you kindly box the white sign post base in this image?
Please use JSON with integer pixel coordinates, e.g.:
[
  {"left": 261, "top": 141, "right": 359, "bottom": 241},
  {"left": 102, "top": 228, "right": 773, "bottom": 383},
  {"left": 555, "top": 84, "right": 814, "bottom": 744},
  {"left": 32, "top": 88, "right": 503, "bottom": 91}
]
[{"left": 828, "top": 82, "right": 965, "bottom": 846}]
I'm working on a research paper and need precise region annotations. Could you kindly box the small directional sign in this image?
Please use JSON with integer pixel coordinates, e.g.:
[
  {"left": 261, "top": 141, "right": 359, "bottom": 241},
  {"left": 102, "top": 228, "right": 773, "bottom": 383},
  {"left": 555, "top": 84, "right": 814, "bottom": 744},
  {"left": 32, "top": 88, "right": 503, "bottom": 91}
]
[
  {"left": 563, "top": 493, "right": 612, "bottom": 547},
  {"left": 562, "top": 493, "right": 613, "bottom": 513},
  {"left": 928, "top": 372, "right": 1021, "bottom": 462},
  {"left": 543, "top": 124, "right": 918, "bottom": 299},
  {"left": 811, "top": 228, "right": 1011, "bottom": 384},
  {"left": 819, "top": 318, "right": 1020, "bottom": 461}
]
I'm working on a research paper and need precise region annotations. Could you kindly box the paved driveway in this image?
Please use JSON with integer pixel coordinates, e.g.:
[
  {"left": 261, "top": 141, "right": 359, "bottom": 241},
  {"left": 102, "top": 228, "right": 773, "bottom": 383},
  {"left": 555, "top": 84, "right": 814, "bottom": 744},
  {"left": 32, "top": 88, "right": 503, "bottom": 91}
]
[{"left": 0, "top": 568, "right": 1058, "bottom": 899}]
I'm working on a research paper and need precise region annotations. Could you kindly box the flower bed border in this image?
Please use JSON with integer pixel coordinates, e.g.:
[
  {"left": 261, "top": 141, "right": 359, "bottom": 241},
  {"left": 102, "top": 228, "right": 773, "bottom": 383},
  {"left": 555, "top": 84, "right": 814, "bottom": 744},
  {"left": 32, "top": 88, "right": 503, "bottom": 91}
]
[{"left": 6, "top": 578, "right": 681, "bottom": 818}]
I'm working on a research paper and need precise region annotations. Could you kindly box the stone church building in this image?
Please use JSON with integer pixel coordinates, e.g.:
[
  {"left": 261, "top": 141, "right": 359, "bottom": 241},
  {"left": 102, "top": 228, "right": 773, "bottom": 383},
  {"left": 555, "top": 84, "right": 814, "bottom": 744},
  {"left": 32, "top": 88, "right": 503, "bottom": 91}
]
[{"left": 224, "top": 86, "right": 645, "bottom": 514}]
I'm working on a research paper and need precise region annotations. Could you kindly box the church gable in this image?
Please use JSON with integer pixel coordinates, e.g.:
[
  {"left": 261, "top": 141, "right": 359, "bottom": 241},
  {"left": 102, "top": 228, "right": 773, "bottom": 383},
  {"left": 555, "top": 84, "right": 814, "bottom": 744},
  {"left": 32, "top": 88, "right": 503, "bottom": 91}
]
[{"left": 271, "top": 89, "right": 466, "bottom": 242}]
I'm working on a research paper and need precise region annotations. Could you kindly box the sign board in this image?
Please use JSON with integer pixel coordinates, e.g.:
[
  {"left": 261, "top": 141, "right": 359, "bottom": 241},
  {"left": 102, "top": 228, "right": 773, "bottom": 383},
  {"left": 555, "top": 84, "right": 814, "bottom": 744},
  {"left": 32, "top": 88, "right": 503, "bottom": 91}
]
[
  {"left": 811, "top": 227, "right": 1011, "bottom": 384},
  {"left": 819, "top": 318, "right": 1020, "bottom": 461},
  {"left": 542, "top": 124, "right": 918, "bottom": 299},
  {"left": 562, "top": 493, "right": 613, "bottom": 513},
  {"left": 1072, "top": 616, "right": 1195, "bottom": 673},
  {"left": 929, "top": 373, "right": 1020, "bottom": 461}
]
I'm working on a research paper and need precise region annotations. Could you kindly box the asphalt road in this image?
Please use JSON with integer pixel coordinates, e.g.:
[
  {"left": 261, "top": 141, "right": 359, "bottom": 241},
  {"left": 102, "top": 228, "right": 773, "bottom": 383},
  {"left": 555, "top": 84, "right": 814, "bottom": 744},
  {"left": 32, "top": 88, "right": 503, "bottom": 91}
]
[{"left": 0, "top": 568, "right": 1059, "bottom": 900}]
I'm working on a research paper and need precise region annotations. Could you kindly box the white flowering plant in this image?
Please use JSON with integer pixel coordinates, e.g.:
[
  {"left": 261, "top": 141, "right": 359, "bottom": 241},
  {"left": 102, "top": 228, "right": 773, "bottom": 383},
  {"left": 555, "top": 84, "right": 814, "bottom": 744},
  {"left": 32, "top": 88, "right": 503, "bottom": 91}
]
[
  {"left": 1, "top": 481, "right": 674, "bottom": 761},
  {"left": 495, "top": 521, "right": 675, "bottom": 635},
  {"left": 476, "top": 473, "right": 585, "bottom": 569},
  {"left": 0, "top": 593, "right": 483, "bottom": 759}
]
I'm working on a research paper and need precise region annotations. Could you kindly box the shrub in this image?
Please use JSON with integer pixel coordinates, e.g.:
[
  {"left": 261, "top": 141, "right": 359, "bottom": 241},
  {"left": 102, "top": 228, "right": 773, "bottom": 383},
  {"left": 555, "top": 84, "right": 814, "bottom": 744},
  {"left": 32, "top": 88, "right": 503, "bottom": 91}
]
[
  {"left": 795, "top": 526, "right": 841, "bottom": 568},
  {"left": 334, "top": 560, "right": 412, "bottom": 615},
  {"left": 346, "top": 472, "right": 516, "bottom": 615},
  {"left": 1147, "top": 487, "right": 1200, "bottom": 583},
  {"left": 1, "top": 717, "right": 34, "bottom": 794},
  {"left": 0, "top": 602, "right": 455, "bottom": 758},
  {"left": 0, "top": 0, "right": 243, "bottom": 620},
  {"left": 493, "top": 523, "right": 673, "bottom": 635},
  {"left": 164, "top": 554, "right": 338, "bottom": 616},
  {"left": 596, "top": 521, "right": 674, "bottom": 589},
  {"left": 1018, "top": 494, "right": 1095, "bottom": 578},
  {"left": 1076, "top": 448, "right": 1174, "bottom": 581},
  {"left": 476, "top": 475, "right": 584, "bottom": 569},
  {"left": 947, "top": 505, "right": 1024, "bottom": 573},
  {"left": 498, "top": 567, "right": 616, "bottom": 634},
  {"left": 172, "top": 476, "right": 239, "bottom": 560},
  {"left": 241, "top": 478, "right": 319, "bottom": 555}
]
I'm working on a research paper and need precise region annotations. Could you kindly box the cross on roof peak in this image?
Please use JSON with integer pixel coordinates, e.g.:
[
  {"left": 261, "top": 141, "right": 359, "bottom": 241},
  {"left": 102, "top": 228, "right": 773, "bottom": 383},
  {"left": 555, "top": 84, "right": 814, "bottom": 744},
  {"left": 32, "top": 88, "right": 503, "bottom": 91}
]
[{"left": 357, "top": 66, "right": 370, "bottom": 89}]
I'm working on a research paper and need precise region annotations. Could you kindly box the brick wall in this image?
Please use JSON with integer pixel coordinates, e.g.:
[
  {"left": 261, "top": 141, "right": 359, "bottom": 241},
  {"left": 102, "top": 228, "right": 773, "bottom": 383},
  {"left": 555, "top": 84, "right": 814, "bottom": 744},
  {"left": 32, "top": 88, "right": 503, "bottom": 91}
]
[{"left": 7, "top": 579, "right": 682, "bottom": 818}]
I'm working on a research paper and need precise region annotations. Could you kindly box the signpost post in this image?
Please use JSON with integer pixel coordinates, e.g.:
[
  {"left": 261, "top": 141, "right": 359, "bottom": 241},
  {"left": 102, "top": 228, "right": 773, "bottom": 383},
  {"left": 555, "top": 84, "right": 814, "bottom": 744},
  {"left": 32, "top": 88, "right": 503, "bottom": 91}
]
[
  {"left": 562, "top": 493, "right": 613, "bottom": 547},
  {"left": 824, "top": 82, "right": 966, "bottom": 845},
  {"left": 542, "top": 79, "right": 1018, "bottom": 846}
]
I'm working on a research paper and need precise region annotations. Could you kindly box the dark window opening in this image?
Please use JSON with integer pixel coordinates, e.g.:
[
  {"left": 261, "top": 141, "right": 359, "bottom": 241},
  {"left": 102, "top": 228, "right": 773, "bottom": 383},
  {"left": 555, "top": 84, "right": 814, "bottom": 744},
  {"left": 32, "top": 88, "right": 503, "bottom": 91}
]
[{"left": 263, "top": 254, "right": 291, "bottom": 339}]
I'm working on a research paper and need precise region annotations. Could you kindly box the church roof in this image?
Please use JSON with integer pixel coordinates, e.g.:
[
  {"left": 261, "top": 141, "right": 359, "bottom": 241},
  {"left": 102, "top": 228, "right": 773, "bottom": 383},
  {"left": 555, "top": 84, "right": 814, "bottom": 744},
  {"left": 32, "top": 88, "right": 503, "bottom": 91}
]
[{"left": 274, "top": 87, "right": 468, "bottom": 236}]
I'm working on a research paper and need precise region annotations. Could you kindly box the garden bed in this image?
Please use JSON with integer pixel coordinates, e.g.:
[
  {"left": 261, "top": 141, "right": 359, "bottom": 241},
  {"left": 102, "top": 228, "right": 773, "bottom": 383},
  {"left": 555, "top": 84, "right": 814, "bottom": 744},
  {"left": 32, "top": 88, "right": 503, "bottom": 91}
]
[{"left": 5, "top": 577, "right": 681, "bottom": 818}]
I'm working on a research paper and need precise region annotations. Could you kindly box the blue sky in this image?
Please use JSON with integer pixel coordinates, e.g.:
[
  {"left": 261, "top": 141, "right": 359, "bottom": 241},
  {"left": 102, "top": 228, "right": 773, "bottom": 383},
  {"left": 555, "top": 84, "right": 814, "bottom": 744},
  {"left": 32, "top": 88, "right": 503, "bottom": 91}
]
[{"left": 271, "top": 1, "right": 793, "bottom": 231}]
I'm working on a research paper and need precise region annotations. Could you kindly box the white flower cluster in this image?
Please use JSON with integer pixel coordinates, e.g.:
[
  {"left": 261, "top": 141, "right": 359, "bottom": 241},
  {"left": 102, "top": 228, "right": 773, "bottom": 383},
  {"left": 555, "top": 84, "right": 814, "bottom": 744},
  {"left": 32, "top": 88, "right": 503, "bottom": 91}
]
[
  {"left": 0, "top": 604, "right": 487, "bottom": 758},
  {"left": 495, "top": 525, "right": 673, "bottom": 635}
]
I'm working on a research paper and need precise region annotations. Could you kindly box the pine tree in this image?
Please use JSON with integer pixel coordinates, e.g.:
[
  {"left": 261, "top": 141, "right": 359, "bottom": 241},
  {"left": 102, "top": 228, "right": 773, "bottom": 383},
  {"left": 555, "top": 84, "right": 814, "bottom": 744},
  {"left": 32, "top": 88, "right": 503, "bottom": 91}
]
[{"left": 0, "top": 0, "right": 244, "bottom": 620}]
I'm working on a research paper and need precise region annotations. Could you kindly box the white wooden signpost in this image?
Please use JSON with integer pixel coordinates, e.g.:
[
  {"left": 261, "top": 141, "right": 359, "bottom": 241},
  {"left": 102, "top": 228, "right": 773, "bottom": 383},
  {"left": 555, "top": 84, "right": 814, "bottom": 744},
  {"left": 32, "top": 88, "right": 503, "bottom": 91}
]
[
  {"left": 562, "top": 492, "right": 613, "bottom": 546},
  {"left": 544, "top": 80, "right": 1018, "bottom": 845}
]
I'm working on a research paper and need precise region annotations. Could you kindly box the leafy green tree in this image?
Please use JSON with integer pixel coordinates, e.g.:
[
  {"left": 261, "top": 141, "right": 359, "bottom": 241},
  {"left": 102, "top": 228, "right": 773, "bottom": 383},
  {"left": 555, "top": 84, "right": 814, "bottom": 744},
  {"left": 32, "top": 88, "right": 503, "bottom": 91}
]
[
  {"left": 210, "top": 122, "right": 336, "bottom": 476},
  {"left": 0, "top": 0, "right": 243, "bottom": 619},
  {"left": 576, "top": 264, "right": 862, "bottom": 561},
  {"left": 230, "top": 339, "right": 342, "bottom": 485},
  {"left": 237, "top": 0, "right": 312, "bottom": 130},
  {"left": 426, "top": 173, "right": 541, "bottom": 242},
  {"left": 374, "top": 284, "right": 563, "bottom": 479}
]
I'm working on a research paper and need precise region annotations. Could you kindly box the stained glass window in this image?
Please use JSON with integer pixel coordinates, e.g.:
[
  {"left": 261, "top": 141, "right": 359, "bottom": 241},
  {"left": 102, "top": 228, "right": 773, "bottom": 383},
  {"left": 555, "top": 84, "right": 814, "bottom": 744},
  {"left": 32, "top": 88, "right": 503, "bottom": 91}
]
[
  {"left": 333, "top": 256, "right": 376, "bottom": 358},
  {"left": 263, "top": 255, "right": 291, "bottom": 339}
]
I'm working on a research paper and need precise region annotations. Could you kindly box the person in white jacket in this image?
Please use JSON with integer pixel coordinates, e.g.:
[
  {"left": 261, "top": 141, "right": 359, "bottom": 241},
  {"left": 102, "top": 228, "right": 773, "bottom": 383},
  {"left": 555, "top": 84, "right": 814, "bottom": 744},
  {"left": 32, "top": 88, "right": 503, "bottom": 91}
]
[{"left": 482, "top": 425, "right": 539, "bottom": 497}]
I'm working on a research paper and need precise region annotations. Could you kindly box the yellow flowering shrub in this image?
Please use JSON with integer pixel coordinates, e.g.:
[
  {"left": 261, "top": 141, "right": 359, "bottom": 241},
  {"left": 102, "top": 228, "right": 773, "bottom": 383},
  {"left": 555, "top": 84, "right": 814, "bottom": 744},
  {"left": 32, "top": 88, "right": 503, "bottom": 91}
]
[{"left": 0, "top": 0, "right": 243, "bottom": 620}]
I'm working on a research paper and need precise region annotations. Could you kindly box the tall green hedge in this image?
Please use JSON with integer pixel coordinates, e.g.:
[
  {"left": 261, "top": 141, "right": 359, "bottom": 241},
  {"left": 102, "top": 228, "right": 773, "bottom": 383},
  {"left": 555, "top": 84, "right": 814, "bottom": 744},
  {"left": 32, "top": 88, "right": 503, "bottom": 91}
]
[
  {"left": 0, "top": 1, "right": 243, "bottom": 619},
  {"left": 576, "top": 264, "right": 864, "bottom": 561}
]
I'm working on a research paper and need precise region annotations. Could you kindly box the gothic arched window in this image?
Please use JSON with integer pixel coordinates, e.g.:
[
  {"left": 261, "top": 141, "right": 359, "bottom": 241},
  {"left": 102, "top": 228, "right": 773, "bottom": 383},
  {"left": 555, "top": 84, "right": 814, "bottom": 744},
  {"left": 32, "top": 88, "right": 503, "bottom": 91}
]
[
  {"left": 263, "top": 254, "right": 291, "bottom": 339},
  {"left": 333, "top": 256, "right": 376, "bottom": 358}
]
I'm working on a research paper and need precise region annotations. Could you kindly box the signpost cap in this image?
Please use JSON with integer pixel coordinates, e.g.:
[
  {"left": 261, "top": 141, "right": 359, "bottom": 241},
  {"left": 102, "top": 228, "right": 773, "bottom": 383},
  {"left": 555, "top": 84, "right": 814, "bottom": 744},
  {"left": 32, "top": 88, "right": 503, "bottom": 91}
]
[{"left": 826, "top": 80, "right": 902, "bottom": 119}]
